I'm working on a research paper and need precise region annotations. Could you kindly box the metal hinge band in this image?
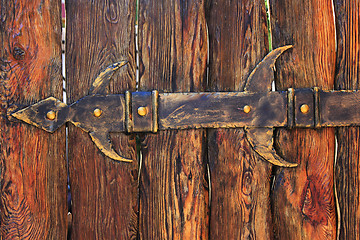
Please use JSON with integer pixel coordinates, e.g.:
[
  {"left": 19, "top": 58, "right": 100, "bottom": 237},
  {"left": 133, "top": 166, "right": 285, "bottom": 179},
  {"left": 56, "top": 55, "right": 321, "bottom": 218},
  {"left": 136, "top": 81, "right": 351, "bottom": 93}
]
[
  {"left": 10, "top": 46, "right": 354, "bottom": 167},
  {"left": 125, "top": 90, "right": 159, "bottom": 133}
]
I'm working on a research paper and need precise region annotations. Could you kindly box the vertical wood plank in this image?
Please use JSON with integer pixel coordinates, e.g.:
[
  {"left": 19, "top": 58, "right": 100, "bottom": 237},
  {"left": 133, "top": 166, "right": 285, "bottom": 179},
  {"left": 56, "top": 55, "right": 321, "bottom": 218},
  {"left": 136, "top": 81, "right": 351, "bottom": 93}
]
[
  {"left": 0, "top": 0, "right": 67, "bottom": 239},
  {"left": 206, "top": 0, "right": 273, "bottom": 239},
  {"left": 334, "top": 0, "right": 360, "bottom": 238},
  {"left": 138, "top": 1, "right": 209, "bottom": 239},
  {"left": 66, "top": 0, "right": 138, "bottom": 238},
  {"left": 270, "top": 0, "right": 337, "bottom": 238}
]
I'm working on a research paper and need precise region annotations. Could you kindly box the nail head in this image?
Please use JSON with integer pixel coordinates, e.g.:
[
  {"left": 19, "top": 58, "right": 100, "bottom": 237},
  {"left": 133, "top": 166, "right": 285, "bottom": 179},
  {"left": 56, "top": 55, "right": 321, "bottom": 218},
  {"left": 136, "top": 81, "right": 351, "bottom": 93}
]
[
  {"left": 300, "top": 104, "right": 310, "bottom": 114},
  {"left": 93, "top": 108, "right": 102, "bottom": 117},
  {"left": 46, "top": 111, "right": 56, "bottom": 120},
  {"left": 138, "top": 106, "right": 147, "bottom": 116},
  {"left": 243, "top": 105, "right": 251, "bottom": 113}
]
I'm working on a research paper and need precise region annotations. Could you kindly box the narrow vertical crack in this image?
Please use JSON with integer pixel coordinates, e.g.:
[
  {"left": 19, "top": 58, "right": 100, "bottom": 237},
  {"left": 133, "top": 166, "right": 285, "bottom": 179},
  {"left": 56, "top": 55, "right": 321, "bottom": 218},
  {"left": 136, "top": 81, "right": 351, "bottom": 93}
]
[
  {"left": 334, "top": 131, "right": 340, "bottom": 240},
  {"left": 330, "top": 0, "right": 341, "bottom": 237},
  {"left": 135, "top": 0, "right": 141, "bottom": 239},
  {"left": 204, "top": 14, "right": 212, "bottom": 238},
  {"left": 61, "top": 1, "right": 72, "bottom": 239},
  {"left": 265, "top": 1, "right": 278, "bottom": 236},
  {"left": 264, "top": 0, "right": 273, "bottom": 51}
]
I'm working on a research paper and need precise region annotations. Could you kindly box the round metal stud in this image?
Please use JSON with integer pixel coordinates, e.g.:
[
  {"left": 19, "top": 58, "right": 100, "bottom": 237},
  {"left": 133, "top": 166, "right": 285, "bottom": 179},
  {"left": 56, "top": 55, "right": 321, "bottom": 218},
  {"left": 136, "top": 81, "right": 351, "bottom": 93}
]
[
  {"left": 137, "top": 106, "right": 148, "bottom": 116},
  {"left": 46, "top": 111, "right": 56, "bottom": 120},
  {"left": 243, "top": 105, "right": 251, "bottom": 114},
  {"left": 93, "top": 108, "right": 103, "bottom": 117},
  {"left": 300, "top": 104, "right": 310, "bottom": 114}
]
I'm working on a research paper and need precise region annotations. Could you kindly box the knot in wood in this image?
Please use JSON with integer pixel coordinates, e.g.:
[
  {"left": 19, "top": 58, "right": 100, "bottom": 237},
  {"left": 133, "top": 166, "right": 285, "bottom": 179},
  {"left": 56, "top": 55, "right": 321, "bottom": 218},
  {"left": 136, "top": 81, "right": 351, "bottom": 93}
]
[{"left": 13, "top": 46, "right": 26, "bottom": 60}]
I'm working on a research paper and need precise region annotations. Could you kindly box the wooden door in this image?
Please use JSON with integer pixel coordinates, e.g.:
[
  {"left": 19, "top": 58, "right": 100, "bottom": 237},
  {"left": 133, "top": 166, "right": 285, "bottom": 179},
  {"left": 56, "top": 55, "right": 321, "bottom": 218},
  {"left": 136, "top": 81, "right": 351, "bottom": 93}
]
[{"left": 0, "top": 0, "right": 359, "bottom": 239}]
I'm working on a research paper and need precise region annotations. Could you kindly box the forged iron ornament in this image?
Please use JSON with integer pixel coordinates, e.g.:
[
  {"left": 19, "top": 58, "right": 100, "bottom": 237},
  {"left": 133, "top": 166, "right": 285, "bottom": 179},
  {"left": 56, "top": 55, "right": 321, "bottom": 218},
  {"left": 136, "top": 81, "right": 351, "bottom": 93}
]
[{"left": 12, "top": 46, "right": 360, "bottom": 167}]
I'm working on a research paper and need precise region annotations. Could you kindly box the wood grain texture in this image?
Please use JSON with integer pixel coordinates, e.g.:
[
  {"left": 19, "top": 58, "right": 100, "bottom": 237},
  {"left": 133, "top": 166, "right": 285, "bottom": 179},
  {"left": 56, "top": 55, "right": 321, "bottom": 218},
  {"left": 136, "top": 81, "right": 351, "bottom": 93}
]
[
  {"left": 0, "top": 0, "right": 67, "bottom": 239},
  {"left": 66, "top": 0, "right": 138, "bottom": 238},
  {"left": 206, "top": 0, "right": 273, "bottom": 238},
  {"left": 334, "top": 0, "right": 360, "bottom": 238},
  {"left": 138, "top": 0, "right": 209, "bottom": 239},
  {"left": 270, "top": 0, "right": 337, "bottom": 238}
]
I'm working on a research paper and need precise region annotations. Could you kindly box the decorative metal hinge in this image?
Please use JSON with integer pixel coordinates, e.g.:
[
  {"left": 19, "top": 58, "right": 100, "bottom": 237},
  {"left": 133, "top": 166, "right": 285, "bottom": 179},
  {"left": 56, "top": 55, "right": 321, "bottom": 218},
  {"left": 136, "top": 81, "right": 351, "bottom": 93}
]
[{"left": 11, "top": 46, "right": 360, "bottom": 168}]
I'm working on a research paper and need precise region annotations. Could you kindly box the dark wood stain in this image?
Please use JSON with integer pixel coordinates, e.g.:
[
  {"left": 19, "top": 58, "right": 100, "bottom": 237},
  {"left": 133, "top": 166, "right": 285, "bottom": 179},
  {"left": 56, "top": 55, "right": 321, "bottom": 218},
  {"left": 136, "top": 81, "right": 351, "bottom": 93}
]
[
  {"left": 334, "top": 0, "right": 360, "bottom": 239},
  {"left": 138, "top": 0, "right": 209, "bottom": 238},
  {"left": 0, "top": 0, "right": 67, "bottom": 239},
  {"left": 270, "top": 0, "right": 337, "bottom": 238},
  {"left": 206, "top": 0, "right": 273, "bottom": 239},
  {"left": 66, "top": 0, "right": 138, "bottom": 238}
]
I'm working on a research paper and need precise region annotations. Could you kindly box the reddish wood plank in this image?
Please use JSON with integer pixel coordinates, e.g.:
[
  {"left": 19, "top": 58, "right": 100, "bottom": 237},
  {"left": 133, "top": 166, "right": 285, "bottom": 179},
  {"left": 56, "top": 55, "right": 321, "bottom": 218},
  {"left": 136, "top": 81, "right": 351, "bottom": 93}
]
[
  {"left": 270, "top": 0, "right": 337, "bottom": 238},
  {"left": 138, "top": 0, "right": 209, "bottom": 239},
  {"left": 334, "top": 0, "right": 360, "bottom": 239},
  {"left": 0, "top": 0, "right": 67, "bottom": 238},
  {"left": 206, "top": 0, "right": 272, "bottom": 239},
  {"left": 66, "top": 0, "right": 138, "bottom": 238}
]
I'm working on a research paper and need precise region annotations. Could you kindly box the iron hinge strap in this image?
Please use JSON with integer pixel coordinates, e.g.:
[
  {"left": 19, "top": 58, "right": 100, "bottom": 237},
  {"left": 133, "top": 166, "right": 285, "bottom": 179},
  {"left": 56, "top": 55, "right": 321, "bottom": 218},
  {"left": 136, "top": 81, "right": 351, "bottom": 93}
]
[
  {"left": 288, "top": 87, "right": 321, "bottom": 128},
  {"left": 10, "top": 88, "right": 360, "bottom": 165},
  {"left": 120, "top": 88, "right": 360, "bottom": 133},
  {"left": 126, "top": 88, "right": 322, "bottom": 132},
  {"left": 125, "top": 90, "right": 159, "bottom": 133}
]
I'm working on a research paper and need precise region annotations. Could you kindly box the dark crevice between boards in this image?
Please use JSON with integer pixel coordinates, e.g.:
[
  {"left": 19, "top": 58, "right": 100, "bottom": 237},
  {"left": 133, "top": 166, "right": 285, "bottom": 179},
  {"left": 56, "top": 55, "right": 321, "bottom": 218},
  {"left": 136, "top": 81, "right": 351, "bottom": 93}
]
[
  {"left": 135, "top": 134, "right": 141, "bottom": 240},
  {"left": 135, "top": 0, "right": 141, "bottom": 238},
  {"left": 204, "top": 129, "right": 212, "bottom": 238},
  {"left": 205, "top": 16, "right": 211, "bottom": 225},
  {"left": 265, "top": 0, "right": 278, "bottom": 233},
  {"left": 264, "top": 0, "right": 273, "bottom": 51},
  {"left": 61, "top": 1, "right": 72, "bottom": 239}
]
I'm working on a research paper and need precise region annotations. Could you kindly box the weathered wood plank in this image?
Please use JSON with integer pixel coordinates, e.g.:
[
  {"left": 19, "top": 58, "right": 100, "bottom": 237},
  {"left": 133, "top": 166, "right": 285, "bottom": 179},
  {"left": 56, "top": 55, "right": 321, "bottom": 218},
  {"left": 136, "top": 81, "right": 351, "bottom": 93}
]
[
  {"left": 0, "top": 0, "right": 67, "bottom": 238},
  {"left": 66, "top": 0, "right": 138, "bottom": 238},
  {"left": 138, "top": 0, "right": 209, "bottom": 239},
  {"left": 270, "top": 0, "right": 337, "bottom": 238},
  {"left": 334, "top": 0, "right": 360, "bottom": 238},
  {"left": 206, "top": 0, "right": 273, "bottom": 238}
]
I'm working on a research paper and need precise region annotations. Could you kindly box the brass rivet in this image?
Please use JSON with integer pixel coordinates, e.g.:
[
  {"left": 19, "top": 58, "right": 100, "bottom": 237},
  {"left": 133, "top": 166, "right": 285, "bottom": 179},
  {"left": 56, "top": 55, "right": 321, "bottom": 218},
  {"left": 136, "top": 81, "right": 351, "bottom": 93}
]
[
  {"left": 46, "top": 111, "right": 56, "bottom": 120},
  {"left": 300, "top": 104, "right": 310, "bottom": 114},
  {"left": 137, "top": 106, "right": 147, "bottom": 116},
  {"left": 243, "top": 105, "right": 251, "bottom": 113},
  {"left": 93, "top": 108, "right": 102, "bottom": 117}
]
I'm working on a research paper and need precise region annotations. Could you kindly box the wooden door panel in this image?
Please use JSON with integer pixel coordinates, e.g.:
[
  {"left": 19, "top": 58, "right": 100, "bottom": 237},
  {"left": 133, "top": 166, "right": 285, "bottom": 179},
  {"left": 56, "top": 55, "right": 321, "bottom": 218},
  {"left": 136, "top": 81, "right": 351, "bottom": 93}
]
[
  {"left": 206, "top": 0, "right": 273, "bottom": 238},
  {"left": 66, "top": 0, "right": 138, "bottom": 238},
  {"left": 0, "top": 0, "right": 67, "bottom": 238},
  {"left": 138, "top": 0, "right": 209, "bottom": 239},
  {"left": 270, "top": 0, "right": 337, "bottom": 238},
  {"left": 334, "top": 0, "right": 360, "bottom": 239}
]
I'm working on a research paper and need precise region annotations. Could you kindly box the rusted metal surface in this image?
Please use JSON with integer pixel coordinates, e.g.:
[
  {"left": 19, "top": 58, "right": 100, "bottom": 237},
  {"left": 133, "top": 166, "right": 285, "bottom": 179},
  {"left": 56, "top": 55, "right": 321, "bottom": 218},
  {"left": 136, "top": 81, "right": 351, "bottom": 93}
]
[
  {"left": 126, "top": 91, "right": 159, "bottom": 133},
  {"left": 244, "top": 45, "right": 294, "bottom": 168},
  {"left": 159, "top": 91, "right": 287, "bottom": 129},
  {"left": 13, "top": 88, "right": 360, "bottom": 130},
  {"left": 245, "top": 126, "right": 297, "bottom": 167},
  {"left": 11, "top": 91, "right": 289, "bottom": 131},
  {"left": 320, "top": 91, "right": 360, "bottom": 126},
  {"left": 11, "top": 97, "right": 68, "bottom": 133},
  {"left": 11, "top": 87, "right": 360, "bottom": 165},
  {"left": 10, "top": 45, "right": 360, "bottom": 169},
  {"left": 89, "top": 61, "right": 128, "bottom": 95},
  {"left": 294, "top": 89, "right": 315, "bottom": 127},
  {"left": 244, "top": 45, "right": 293, "bottom": 92}
]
